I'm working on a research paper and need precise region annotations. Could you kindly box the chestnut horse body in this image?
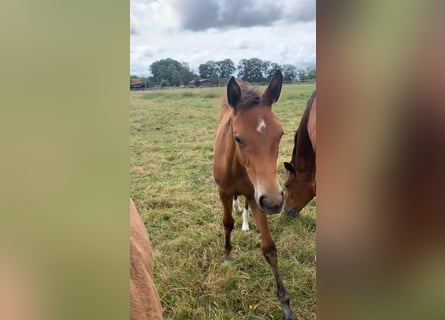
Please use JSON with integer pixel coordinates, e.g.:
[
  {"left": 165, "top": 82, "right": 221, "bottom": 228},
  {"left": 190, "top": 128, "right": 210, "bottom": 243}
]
[
  {"left": 213, "top": 71, "right": 296, "bottom": 320},
  {"left": 130, "top": 199, "right": 163, "bottom": 320},
  {"left": 284, "top": 91, "right": 316, "bottom": 217}
]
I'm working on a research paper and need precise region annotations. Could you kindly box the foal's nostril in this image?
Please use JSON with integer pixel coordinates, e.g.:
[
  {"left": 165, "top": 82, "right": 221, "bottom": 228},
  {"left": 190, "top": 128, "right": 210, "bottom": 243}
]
[{"left": 259, "top": 195, "right": 266, "bottom": 209}]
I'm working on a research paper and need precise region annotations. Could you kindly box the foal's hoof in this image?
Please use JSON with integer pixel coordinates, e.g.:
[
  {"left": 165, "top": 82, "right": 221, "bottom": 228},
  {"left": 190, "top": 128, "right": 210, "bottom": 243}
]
[
  {"left": 283, "top": 310, "right": 297, "bottom": 320},
  {"left": 282, "top": 306, "right": 297, "bottom": 320},
  {"left": 222, "top": 253, "right": 231, "bottom": 264}
]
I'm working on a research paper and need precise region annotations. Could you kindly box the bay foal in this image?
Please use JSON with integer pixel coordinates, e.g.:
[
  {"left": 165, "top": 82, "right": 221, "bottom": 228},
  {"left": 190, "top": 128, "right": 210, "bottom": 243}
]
[{"left": 213, "top": 71, "right": 296, "bottom": 320}]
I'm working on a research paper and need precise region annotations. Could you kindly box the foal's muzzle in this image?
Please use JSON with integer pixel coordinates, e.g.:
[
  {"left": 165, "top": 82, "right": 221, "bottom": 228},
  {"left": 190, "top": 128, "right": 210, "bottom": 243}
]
[{"left": 258, "top": 191, "right": 284, "bottom": 214}]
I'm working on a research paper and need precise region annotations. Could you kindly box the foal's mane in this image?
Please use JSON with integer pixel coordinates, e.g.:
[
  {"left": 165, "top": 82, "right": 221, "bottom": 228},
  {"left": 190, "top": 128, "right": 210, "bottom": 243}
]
[
  {"left": 290, "top": 91, "right": 316, "bottom": 166},
  {"left": 220, "top": 80, "right": 261, "bottom": 113}
]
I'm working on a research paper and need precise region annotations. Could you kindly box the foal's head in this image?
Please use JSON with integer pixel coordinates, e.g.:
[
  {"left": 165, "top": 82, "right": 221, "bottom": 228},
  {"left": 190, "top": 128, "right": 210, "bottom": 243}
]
[
  {"left": 283, "top": 129, "right": 316, "bottom": 217},
  {"left": 226, "top": 71, "right": 284, "bottom": 214}
]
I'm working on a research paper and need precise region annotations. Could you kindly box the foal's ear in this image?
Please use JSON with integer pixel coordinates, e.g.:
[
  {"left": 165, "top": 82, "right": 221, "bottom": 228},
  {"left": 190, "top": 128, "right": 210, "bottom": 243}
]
[
  {"left": 227, "top": 76, "right": 241, "bottom": 109},
  {"left": 284, "top": 162, "right": 296, "bottom": 175},
  {"left": 262, "top": 70, "right": 283, "bottom": 106}
]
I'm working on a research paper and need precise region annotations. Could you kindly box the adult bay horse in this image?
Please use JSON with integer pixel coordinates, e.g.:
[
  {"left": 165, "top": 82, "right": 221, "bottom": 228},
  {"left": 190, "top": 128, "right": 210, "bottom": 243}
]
[
  {"left": 283, "top": 91, "right": 316, "bottom": 217},
  {"left": 213, "top": 71, "right": 296, "bottom": 320}
]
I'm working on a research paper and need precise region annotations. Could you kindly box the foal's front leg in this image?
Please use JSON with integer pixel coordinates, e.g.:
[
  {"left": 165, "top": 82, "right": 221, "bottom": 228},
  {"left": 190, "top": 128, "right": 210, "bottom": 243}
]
[
  {"left": 249, "top": 199, "right": 296, "bottom": 320},
  {"left": 219, "top": 189, "right": 234, "bottom": 262}
]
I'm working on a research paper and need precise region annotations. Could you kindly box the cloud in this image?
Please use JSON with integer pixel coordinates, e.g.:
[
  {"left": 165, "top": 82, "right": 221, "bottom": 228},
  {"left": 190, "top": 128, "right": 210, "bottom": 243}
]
[
  {"left": 142, "top": 46, "right": 165, "bottom": 58},
  {"left": 237, "top": 41, "right": 250, "bottom": 50},
  {"left": 131, "top": 0, "right": 315, "bottom": 32},
  {"left": 130, "top": 0, "right": 316, "bottom": 76},
  {"left": 168, "top": 0, "right": 284, "bottom": 31},
  {"left": 130, "top": 14, "right": 138, "bottom": 35},
  {"left": 281, "top": 0, "right": 316, "bottom": 23},
  {"left": 131, "top": 0, "right": 180, "bottom": 32}
]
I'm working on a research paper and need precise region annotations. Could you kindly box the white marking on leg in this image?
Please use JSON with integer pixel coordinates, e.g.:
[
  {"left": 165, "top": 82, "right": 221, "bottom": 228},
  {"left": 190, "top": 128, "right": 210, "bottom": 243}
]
[
  {"left": 256, "top": 118, "right": 266, "bottom": 133},
  {"left": 242, "top": 208, "right": 250, "bottom": 231},
  {"left": 233, "top": 197, "right": 241, "bottom": 214}
]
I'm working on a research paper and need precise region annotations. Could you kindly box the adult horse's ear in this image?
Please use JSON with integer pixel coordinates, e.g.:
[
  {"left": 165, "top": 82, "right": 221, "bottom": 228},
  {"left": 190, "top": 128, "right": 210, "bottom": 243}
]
[
  {"left": 262, "top": 70, "right": 283, "bottom": 105},
  {"left": 227, "top": 76, "right": 241, "bottom": 109},
  {"left": 284, "top": 162, "right": 296, "bottom": 175}
]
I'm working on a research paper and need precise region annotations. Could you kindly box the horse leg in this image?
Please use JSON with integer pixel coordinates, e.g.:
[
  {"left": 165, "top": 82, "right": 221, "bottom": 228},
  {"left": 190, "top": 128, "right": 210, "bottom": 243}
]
[
  {"left": 232, "top": 196, "right": 243, "bottom": 215},
  {"left": 234, "top": 196, "right": 250, "bottom": 231},
  {"left": 220, "top": 189, "right": 235, "bottom": 262},
  {"left": 241, "top": 201, "right": 250, "bottom": 231},
  {"left": 248, "top": 199, "right": 296, "bottom": 320}
]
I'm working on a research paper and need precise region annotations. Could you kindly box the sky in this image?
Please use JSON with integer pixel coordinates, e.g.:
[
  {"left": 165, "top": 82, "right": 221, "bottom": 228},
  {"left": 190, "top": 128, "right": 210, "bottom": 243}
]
[{"left": 130, "top": 0, "right": 316, "bottom": 77}]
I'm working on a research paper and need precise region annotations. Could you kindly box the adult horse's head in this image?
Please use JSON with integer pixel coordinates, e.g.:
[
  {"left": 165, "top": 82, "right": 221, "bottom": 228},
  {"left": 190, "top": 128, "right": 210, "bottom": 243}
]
[{"left": 226, "top": 71, "right": 284, "bottom": 214}]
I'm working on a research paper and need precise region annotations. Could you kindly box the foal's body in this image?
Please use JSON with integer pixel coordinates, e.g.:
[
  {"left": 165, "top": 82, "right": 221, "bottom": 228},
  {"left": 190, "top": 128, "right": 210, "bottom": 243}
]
[{"left": 213, "top": 71, "right": 296, "bottom": 320}]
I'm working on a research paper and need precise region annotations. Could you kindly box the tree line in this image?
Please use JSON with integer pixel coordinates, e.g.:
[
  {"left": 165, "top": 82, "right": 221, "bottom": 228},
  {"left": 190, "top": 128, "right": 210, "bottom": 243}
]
[{"left": 131, "top": 57, "right": 315, "bottom": 88}]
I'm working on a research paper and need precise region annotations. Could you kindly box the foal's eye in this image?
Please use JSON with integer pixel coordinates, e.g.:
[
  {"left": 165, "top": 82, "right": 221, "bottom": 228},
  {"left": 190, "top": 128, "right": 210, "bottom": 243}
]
[{"left": 233, "top": 135, "right": 242, "bottom": 145}]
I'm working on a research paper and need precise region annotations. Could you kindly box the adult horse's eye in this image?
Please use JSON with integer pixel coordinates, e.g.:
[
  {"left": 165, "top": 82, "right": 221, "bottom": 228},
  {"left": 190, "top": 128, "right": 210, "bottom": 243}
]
[{"left": 233, "top": 135, "right": 242, "bottom": 145}]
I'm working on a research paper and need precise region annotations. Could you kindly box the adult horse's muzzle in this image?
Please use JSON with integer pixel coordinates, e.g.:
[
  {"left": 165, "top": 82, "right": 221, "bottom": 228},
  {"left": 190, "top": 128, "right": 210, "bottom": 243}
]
[{"left": 284, "top": 206, "right": 300, "bottom": 218}]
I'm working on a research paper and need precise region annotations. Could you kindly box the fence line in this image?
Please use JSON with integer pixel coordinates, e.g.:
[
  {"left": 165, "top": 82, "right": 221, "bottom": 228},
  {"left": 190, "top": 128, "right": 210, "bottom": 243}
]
[{"left": 130, "top": 80, "right": 315, "bottom": 91}]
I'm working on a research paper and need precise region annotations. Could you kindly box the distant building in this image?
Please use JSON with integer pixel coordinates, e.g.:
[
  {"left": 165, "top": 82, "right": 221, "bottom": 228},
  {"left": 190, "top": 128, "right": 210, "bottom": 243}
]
[
  {"left": 130, "top": 78, "right": 143, "bottom": 90},
  {"left": 218, "top": 78, "right": 229, "bottom": 86},
  {"left": 189, "top": 78, "right": 214, "bottom": 88},
  {"left": 189, "top": 78, "right": 229, "bottom": 88}
]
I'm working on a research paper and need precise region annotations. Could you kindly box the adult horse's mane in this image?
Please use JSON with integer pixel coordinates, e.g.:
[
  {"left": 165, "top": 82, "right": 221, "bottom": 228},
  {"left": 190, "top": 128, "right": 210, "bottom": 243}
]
[{"left": 291, "top": 91, "right": 316, "bottom": 167}]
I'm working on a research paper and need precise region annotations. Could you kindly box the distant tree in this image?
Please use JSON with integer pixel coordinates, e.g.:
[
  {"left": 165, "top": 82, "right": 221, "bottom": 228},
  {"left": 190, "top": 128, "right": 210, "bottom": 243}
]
[
  {"left": 209, "top": 74, "right": 219, "bottom": 85},
  {"left": 237, "top": 58, "right": 265, "bottom": 83},
  {"left": 297, "top": 68, "right": 307, "bottom": 82},
  {"left": 282, "top": 64, "right": 297, "bottom": 82},
  {"left": 171, "top": 70, "right": 181, "bottom": 86},
  {"left": 180, "top": 62, "right": 195, "bottom": 84},
  {"left": 149, "top": 58, "right": 194, "bottom": 86},
  {"left": 305, "top": 66, "right": 316, "bottom": 81},
  {"left": 265, "top": 62, "right": 282, "bottom": 81},
  {"left": 199, "top": 61, "right": 218, "bottom": 79},
  {"left": 296, "top": 66, "right": 316, "bottom": 82},
  {"left": 216, "top": 59, "right": 236, "bottom": 78},
  {"left": 261, "top": 60, "right": 271, "bottom": 81}
]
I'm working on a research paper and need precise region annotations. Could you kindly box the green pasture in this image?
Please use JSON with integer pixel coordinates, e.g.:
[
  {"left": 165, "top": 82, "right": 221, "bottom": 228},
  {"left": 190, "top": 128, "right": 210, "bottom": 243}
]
[{"left": 130, "top": 83, "right": 316, "bottom": 319}]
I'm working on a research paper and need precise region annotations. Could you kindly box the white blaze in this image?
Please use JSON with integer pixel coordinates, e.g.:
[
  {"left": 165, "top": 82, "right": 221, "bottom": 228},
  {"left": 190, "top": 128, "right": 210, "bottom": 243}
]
[{"left": 257, "top": 119, "right": 266, "bottom": 133}]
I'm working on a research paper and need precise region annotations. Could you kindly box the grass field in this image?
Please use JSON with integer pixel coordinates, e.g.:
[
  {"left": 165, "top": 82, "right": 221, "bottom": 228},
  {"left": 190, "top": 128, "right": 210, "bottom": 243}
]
[{"left": 130, "top": 83, "right": 316, "bottom": 320}]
